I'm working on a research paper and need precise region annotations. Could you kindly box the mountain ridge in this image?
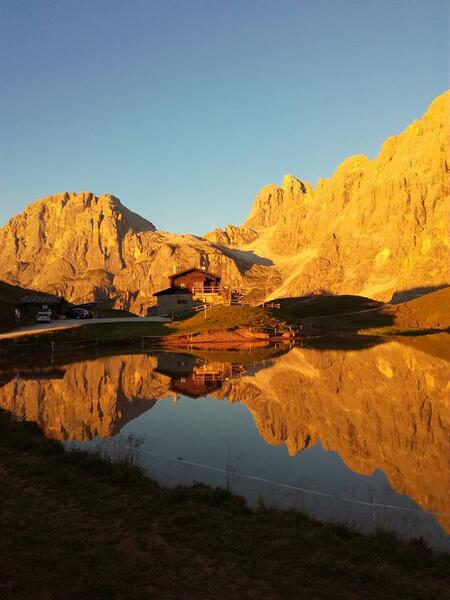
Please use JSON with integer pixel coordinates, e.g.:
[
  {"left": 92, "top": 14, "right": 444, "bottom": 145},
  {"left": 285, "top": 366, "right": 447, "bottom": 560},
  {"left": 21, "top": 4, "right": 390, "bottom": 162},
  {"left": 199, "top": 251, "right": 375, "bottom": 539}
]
[
  {"left": 0, "top": 91, "right": 448, "bottom": 312},
  {"left": 206, "top": 90, "right": 449, "bottom": 302}
]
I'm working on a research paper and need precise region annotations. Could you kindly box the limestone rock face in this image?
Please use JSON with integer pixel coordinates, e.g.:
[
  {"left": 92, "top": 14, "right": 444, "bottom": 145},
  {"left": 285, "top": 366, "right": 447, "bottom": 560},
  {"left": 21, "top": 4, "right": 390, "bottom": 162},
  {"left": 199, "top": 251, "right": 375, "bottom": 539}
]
[
  {"left": 206, "top": 224, "right": 258, "bottom": 247},
  {"left": 207, "top": 91, "right": 450, "bottom": 301},
  {"left": 0, "top": 92, "right": 448, "bottom": 308},
  {"left": 0, "top": 192, "right": 257, "bottom": 314}
]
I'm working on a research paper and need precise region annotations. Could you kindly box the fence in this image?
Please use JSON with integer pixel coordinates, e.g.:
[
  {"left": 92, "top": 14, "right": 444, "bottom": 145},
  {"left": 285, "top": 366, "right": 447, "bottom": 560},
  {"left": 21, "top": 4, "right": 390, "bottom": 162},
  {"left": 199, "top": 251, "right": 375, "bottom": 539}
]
[
  {"left": 0, "top": 335, "right": 168, "bottom": 359},
  {"left": 192, "top": 285, "right": 222, "bottom": 294}
]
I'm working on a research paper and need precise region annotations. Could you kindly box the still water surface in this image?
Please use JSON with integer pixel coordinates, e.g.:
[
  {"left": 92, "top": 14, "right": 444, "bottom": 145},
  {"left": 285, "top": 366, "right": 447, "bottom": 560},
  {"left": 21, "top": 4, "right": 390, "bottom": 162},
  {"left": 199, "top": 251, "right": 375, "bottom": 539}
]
[{"left": 1, "top": 334, "right": 449, "bottom": 549}]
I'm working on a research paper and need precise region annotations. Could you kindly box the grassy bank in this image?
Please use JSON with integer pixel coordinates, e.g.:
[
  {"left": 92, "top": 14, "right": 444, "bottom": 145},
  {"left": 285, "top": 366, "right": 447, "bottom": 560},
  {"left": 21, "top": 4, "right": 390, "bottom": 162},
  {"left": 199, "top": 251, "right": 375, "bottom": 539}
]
[
  {"left": 2, "top": 288, "right": 448, "bottom": 348},
  {"left": 1, "top": 409, "right": 449, "bottom": 600},
  {"left": 0, "top": 306, "right": 289, "bottom": 346}
]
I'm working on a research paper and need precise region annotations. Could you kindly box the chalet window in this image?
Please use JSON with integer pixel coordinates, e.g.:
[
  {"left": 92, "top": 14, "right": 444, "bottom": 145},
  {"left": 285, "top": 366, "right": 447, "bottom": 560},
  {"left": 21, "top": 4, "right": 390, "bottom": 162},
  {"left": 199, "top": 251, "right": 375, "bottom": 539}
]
[{"left": 179, "top": 283, "right": 187, "bottom": 288}]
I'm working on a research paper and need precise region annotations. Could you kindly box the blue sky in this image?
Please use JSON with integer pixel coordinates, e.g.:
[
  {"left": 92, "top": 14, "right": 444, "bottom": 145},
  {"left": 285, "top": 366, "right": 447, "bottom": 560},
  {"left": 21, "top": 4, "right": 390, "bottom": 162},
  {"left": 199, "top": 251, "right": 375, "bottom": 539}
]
[{"left": 0, "top": 0, "right": 448, "bottom": 234}]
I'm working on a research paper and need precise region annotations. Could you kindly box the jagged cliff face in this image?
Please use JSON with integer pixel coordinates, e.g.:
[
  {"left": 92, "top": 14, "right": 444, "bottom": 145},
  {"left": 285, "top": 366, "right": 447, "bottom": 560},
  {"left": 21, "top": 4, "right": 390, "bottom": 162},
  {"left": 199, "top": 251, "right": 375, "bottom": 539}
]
[
  {"left": 0, "top": 92, "right": 448, "bottom": 309},
  {"left": 216, "top": 336, "right": 450, "bottom": 533},
  {"left": 0, "top": 192, "right": 255, "bottom": 314},
  {"left": 207, "top": 91, "right": 450, "bottom": 301},
  {"left": 0, "top": 355, "right": 171, "bottom": 440}
]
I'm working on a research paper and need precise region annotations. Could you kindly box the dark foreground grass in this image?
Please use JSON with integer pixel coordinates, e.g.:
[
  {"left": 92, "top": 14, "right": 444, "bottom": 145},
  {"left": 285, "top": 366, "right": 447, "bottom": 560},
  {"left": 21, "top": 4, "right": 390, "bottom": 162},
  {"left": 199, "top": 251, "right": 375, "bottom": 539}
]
[{"left": 1, "top": 410, "right": 449, "bottom": 600}]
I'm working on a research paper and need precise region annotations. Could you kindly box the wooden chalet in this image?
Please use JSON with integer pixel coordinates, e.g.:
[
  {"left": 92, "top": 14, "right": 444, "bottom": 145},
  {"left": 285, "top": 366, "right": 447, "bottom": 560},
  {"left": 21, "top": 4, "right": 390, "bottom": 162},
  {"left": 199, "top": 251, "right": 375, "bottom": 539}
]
[
  {"left": 169, "top": 267, "right": 221, "bottom": 294},
  {"left": 169, "top": 267, "right": 237, "bottom": 306},
  {"left": 153, "top": 266, "right": 244, "bottom": 316}
]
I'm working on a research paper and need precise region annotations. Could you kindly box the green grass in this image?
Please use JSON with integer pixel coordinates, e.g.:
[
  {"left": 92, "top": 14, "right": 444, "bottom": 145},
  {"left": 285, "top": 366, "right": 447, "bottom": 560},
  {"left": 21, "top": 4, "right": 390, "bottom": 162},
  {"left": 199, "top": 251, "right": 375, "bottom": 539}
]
[
  {"left": 169, "top": 305, "right": 287, "bottom": 334},
  {"left": 1, "top": 408, "right": 449, "bottom": 600},
  {"left": 3, "top": 292, "right": 447, "bottom": 350},
  {"left": 269, "top": 295, "right": 393, "bottom": 333},
  {"left": 0, "top": 306, "right": 288, "bottom": 348},
  {"left": 5, "top": 320, "right": 170, "bottom": 343},
  {"left": 272, "top": 294, "right": 384, "bottom": 320}
]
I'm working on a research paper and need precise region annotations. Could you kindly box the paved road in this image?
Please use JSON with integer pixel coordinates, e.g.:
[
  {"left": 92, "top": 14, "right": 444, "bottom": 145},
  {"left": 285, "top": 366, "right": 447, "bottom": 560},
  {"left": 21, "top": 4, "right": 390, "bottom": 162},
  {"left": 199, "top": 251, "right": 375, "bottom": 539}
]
[{"left": 0, "top": 316, "right": 170, "bottom": 340}]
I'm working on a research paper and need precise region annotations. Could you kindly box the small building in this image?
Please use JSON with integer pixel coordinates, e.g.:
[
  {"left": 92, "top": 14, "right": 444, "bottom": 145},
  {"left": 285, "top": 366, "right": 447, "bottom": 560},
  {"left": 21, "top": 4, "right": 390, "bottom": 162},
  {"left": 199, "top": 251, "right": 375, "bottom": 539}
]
[
  {"left": 18, "top": 294, "right": 68, "bottom": 318},
  {"left": 153, "top": 266, "right": 242, "bottom": 315},
  {"left": 153, "top": 286, "right": 193, "bottom": 317},
  {"left": 170, "top": 267, "right": 226, "bottom": 306},
  {"left": 168, "top": 267, "right": 221, "bottom": 294}
]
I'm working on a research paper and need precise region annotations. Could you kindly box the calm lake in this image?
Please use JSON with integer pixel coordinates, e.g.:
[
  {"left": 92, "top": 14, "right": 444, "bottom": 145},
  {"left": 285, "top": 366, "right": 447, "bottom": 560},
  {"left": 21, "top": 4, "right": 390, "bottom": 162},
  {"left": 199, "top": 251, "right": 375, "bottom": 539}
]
[{"left": 1, "top": 333, "right": 449, "bottom": 550}]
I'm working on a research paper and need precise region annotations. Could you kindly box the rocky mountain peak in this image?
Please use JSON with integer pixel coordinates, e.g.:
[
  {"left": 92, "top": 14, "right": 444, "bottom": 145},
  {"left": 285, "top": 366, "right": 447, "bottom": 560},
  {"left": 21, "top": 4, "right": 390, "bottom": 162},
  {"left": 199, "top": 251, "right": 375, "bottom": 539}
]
[
  {"left": 0, "top": 191, "right": 252, "bottom": 314},
  {"left": 0, "top": 91, "right": 448, "bottom": 311},
  {"left": 208, "top": 91, "right": 449, "bottom": 301}
]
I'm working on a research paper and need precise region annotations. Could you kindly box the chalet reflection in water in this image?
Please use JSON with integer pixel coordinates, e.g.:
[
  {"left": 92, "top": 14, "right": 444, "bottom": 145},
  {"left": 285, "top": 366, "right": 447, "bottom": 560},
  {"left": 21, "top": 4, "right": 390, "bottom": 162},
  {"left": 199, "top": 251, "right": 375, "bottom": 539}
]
[
  {"left": 0, "top": 336, "right": 449, "bottom": 549},
  {"left": 155, "top": 353, "right": 248, "bottom": 399}
]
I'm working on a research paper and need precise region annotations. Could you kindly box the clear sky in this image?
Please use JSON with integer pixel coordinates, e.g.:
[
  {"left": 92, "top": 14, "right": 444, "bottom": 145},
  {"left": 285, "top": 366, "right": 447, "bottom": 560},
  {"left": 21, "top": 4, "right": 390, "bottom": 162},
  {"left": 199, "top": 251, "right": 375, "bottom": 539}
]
[{"left": 0, "top": 0, "right": 448, "bottom": 234}]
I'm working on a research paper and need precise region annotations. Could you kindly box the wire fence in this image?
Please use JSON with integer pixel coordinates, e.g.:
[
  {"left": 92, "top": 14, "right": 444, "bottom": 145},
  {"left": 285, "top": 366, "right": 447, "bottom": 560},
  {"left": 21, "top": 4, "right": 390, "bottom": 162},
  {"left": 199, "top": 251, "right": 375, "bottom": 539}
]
[
  {"left": 86, "top": 439, "right": 450, "bottom": 520},
  {"left": 0, "top": 335, "right": 167, "bottom": 358},
  {"left": 0, "top": 326, "right": 328, "bottom": 351}
]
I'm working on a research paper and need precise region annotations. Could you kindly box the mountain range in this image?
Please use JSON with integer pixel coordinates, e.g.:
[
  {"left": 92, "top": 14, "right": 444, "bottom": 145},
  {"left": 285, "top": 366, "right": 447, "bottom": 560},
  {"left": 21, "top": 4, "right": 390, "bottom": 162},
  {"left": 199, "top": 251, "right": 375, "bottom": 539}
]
[{"left": 0, "top": 91, "right": 448, "bottom": 314}]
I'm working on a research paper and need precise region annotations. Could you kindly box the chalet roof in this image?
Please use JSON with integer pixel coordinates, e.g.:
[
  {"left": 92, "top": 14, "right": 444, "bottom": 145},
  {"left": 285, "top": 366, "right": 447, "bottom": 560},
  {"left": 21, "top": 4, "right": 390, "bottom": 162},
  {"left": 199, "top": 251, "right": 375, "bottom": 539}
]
[
  {"left": 169, "top": 267, "right": 221, "bottom": 281},
  {"left": 19, "top": 295, "right": 66, "bottom": 305},
  {"left": 153, "top": 286, "right": 193, "bottom": 297},
  {"left": 170, "top": 378, "right": 222, "bottom": 399}
]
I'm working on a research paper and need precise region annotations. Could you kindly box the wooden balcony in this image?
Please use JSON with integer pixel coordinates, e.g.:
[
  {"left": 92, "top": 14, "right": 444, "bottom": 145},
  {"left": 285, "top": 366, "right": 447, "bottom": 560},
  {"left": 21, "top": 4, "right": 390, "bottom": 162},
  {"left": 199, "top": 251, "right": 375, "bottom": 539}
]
[
  {"left": 192, "top": 285, "right": 222, "bottom": 295},
  {"left": 191, "top": 285, "right": 244, "bottom": 306}
]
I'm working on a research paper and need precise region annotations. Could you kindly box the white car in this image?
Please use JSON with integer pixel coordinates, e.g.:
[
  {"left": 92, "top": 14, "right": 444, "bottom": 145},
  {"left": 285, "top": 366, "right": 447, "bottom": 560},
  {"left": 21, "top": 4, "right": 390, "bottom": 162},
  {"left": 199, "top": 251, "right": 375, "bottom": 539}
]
[{"left": 35, "top": 311, "right": 51, "bottom": 323}]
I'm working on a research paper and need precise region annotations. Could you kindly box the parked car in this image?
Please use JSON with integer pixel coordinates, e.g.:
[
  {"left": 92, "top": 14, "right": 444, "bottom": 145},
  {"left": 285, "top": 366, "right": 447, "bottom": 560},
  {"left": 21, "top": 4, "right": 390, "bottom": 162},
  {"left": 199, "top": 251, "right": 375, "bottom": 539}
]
[
  {"left": 35, "top": 311, "right": 51, "bottom": 323},
  {"left": 65, "top": 308, "right": 93, "bottom": 319}
]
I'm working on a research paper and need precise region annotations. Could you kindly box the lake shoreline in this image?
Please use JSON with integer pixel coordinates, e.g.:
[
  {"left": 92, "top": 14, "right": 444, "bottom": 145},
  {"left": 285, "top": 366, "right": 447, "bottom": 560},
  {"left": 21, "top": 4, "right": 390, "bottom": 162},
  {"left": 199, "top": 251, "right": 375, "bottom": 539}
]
[{"left": 1, "top": 408, "right": 449, "bottom": 600}]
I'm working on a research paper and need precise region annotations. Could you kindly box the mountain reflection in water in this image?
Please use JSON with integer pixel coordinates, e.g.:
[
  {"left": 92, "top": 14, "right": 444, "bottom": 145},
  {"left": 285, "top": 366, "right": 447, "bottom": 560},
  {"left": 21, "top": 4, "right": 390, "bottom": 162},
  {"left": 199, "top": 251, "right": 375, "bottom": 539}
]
[{"left": 0, "top": 334, "right": 449, "bottom": 547}]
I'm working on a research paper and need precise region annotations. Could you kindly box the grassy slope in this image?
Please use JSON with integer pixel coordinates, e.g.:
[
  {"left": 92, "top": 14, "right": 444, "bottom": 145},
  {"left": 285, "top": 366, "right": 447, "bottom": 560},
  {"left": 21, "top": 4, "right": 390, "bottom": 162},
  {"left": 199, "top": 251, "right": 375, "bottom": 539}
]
[
  {"left": 2, "top": 289, "right": 448, "bottom": 344},
  {"left": 271, "top": 294, "right": 384, "bottom": 318},
  {"left": 277, "top": 290, "right": 450, "bottom": 335},
  {"left": 387, "top": 287, "right": 450, "bottom": 330},
  {"left": 353, "top": 288, "right": 450, "bottom": 335},
  {"left": 1, "top": 409, "right": 449, "bottom": 600},
  {"left": 169, "top": 305, "right": 286, "bottom": 334},
  {"left": 2, "top": 306, "right": 287, "bottom": 345}
]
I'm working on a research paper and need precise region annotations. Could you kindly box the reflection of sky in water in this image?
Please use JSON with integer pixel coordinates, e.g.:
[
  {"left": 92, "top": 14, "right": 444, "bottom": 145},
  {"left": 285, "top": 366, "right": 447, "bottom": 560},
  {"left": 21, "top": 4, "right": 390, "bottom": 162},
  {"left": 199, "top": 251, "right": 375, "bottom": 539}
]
[
  {"left": 84, "top": 393, "right": 450, "bottom": 551},
  {"left": 2, "top": 337, "right": 449, "bottom": 551}
]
